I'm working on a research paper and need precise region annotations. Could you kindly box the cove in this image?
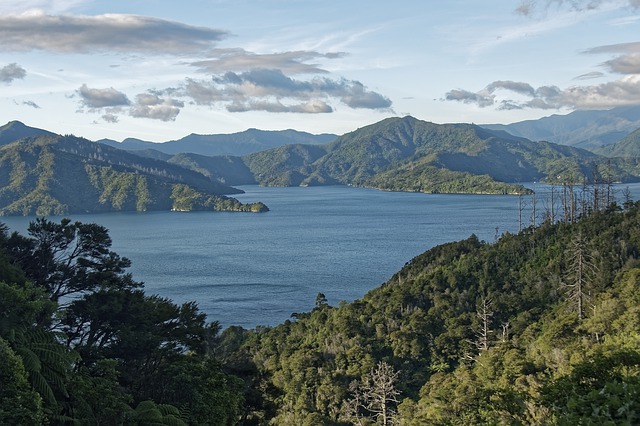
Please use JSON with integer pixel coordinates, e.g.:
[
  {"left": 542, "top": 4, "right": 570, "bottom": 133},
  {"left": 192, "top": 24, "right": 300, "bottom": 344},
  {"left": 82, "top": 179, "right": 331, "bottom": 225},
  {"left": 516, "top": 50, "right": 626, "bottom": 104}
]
[{"left": 3, "top": 184, "right": 639, "bottom": 328}]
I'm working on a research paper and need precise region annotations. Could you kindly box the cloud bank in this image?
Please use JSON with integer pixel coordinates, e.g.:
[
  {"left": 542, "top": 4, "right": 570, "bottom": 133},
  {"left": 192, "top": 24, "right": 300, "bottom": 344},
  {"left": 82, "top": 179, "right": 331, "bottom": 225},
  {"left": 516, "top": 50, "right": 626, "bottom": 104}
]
[
  {"left": 181, "top": 69, "right": 391, "bottom": 112},
  {"left": 446, "top": 76, "right": 640, "bottom": 110},
  {"left": 0, "top": 11, "right": 228, "bottom": 54},
  {"left": 0, "top": 11, "right": 392, "bottom": 123},
  {"left": 0, "top": 63, "right": 26, "bottom": 83}
]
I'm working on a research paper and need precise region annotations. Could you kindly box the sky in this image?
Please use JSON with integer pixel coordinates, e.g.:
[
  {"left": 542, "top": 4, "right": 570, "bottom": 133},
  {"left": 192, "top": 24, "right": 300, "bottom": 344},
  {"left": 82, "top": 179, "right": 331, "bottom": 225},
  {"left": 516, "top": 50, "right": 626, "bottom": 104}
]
[{"left": 1, "top": 0, "right": 639, "bottom": 142}]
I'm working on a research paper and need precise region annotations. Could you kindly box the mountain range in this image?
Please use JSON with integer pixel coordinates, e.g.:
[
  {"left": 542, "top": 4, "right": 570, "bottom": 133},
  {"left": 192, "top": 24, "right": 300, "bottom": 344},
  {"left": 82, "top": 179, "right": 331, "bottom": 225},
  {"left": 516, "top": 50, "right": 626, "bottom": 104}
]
[
  {"left": 1, "top": 107, "right": 640, "bottom": 215},
  {"left": 481, "top": 105, "right": 640, "bottom": 151},
  {"left": 98, "top": 128, "right": 337, "bottom": 157},
  {"left": 243, "top": 116, "right": 639, "bottom": 194}
]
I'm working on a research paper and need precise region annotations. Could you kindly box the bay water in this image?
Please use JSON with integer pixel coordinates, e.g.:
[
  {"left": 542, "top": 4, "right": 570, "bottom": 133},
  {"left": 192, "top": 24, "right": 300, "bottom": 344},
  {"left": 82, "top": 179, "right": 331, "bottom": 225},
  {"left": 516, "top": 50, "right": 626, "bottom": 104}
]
[{"left": 3, "top": 184, "right": 639, "bottom": 328}]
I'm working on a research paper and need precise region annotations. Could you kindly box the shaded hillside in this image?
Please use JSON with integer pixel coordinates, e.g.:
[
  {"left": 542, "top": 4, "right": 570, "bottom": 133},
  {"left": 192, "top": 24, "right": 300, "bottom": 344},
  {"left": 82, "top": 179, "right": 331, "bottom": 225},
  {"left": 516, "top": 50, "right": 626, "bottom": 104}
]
[
  {"left": 596, "top": 127, "right": 640, "bottom": 158},
  {"left": 220, "top": 195, "right": 640, "bottom": 425},
  {"left": 0, "top": 121, "right": 55, "bottom": 146},
  {"left": 243, "top": 144, "right": 329, "bottom": 186},
  {"left": 482, "top": 105, "right": 640, "bottom": 150},
  {"left": 99, "top": 128, "right": 337, "bottom": 157},
  {"left": 0, "top": 135, "right": 267, "bottom": 216},
  {"left": 244, "top": 116, "right": 637, "bottom": 194},
  {"left": 168, "top": 153, "right": 257, "bottom": 186}
]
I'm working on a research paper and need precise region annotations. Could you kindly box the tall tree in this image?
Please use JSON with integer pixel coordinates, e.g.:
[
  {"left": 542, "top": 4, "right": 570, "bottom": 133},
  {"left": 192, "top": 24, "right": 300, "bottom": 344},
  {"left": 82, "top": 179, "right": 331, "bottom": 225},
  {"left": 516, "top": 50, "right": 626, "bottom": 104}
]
[
  {"left": 564, "top": 232, "right": 596, "bottom": 320},
  {"left": 344, "top": 361, "right": 401, "bottom": 426}
]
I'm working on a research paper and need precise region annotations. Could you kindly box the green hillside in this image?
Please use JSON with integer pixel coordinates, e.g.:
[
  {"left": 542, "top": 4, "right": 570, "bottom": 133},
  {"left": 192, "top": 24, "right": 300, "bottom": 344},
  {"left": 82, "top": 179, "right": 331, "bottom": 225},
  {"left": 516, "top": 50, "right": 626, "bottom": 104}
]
[
  {"left": 217, "top": 192, "right": 640, "bottom": 425},
  {"left": 0, "top": 173, "right": 638, "bottom": 424},
  {"left": 0, "top": 135, "right": 267, "bottom": 216},
  {"left": 0, "top": 120, "right": 55, "bottom": 146},
  {"left": 596, "top": 127, "right": 640, "bottom": 158},
  {"left": 243, "top": 116, "right": 639, "bottom": 194},
  {"left": 167, "top": 153, "right": 257, "bottom": 186}
]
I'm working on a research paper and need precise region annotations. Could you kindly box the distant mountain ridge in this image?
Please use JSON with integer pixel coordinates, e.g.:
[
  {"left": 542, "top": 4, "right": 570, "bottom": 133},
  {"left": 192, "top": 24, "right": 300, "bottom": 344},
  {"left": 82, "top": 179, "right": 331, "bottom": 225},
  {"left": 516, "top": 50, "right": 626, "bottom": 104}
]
[
  {"left": 243, "top": 116, "right": 640, "bottom": 194},
  {"left": 2, "top": 117, "right": 639, "bottom": 205},
  {"left": 481, "top": 105, "right": 640, "bottom": 151},
  {"left": 98, "top": 128, "right": 337, "bottom": 157}
]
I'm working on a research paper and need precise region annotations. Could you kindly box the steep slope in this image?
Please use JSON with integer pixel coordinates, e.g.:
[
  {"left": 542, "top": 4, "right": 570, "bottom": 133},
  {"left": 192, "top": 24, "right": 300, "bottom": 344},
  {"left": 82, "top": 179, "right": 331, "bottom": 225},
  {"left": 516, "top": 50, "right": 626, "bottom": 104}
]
[
  {"left": 482, "top": 105, "right": 640, "bottom": 150},
  {"left": 99, "top": 128, "right": 337, "bottom": 157},
  {"left": 244, "top": 116, "right": 636, "bottom": 194},
  {"left": 595, "top": 127, "right": 640, "bottom": 158},
  {"left": 224, "top": 198, "right": 640, "bottom": 425},
  {"left": 167, "top": 153, "right": 256, "bottom": 186},
  {"left": 0, "top": 121, "right": 55, "bottom": 146},
  {"left": 0, "top": 135, "right": 267, "bottom": 216}
]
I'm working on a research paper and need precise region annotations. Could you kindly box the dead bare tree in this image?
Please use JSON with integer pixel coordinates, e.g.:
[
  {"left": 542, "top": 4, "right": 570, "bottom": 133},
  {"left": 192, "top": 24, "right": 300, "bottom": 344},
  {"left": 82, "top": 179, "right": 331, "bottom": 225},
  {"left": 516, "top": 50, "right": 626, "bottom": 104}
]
[
  {"left": 518, "top": 192, "right": 527, "bottom": 232},
  {"left": 343, "top": 361, "right": 401, "bottom": 426},
  {"left": 564, "top": 232, "right": 597, "bottom": 320},
  {"left": 474, "top": 297, "right": 494, "bottom": 352}
]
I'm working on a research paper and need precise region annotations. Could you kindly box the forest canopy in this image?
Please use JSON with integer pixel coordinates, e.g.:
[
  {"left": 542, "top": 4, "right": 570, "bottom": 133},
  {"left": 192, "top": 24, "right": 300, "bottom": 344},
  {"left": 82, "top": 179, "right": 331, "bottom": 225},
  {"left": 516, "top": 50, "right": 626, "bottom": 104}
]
[{"left": 0, "top": 182, "right": 639, "bottom": 424}]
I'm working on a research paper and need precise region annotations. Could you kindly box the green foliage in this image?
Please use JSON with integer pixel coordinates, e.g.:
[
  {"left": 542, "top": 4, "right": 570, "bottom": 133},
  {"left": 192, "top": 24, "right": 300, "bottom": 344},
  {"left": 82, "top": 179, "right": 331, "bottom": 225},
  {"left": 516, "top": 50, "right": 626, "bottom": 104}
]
[
  {"left": 243, "top": 144, "right": 328, "bottom": 187},
  {"left": 168, "top": 153, "right": 257, "bottom": 186},
  {"left": 171, "top": 183, "right": 268, "bottom": 212},
  {"left": 368, "top": 161, "right": 530, "bottom": 194},
  {"left": 129, "top": 400, "right": 187, "bottom": 426},
  {"left": 2, "top": 147, "right": 640, "bottom": 424},
  {"left": 0, "top": 336, "right": 45, "bottom": 424},
  {"left": 0, "top": 217, "right": 246, "bottom": 424},
  {"left": 243, "top": 116, "right": 638, "bottom": 194},
  {"left": 217, "top": 201, "right": 640, "bottom": 424},
  {"left": 0, "top": 134, "right": 266, "bottom": 215},
  {"left": 596, "top": 127, "right": 640, "bottom": 158}
]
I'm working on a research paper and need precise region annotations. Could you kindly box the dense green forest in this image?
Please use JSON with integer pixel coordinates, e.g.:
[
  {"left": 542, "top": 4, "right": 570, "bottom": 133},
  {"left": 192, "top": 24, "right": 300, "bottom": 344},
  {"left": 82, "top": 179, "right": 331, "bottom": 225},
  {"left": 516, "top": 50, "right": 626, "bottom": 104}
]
[
  {"left": 1, "top": 179, "right": 639, "bottom": 423},
  {"left": 0, "top": 135, "right": 268, "bottom": 216},
  {"left": 242, "top": 116, "right": 640, "bottom": 195}
]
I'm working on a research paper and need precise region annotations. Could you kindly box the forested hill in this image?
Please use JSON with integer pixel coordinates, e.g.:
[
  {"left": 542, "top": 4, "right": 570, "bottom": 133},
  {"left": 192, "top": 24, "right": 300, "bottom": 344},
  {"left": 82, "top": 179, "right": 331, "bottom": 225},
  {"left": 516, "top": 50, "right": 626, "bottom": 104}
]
[
  {"left": 596, "top": 127, "right": 640, "bottom": 158},
  {"left": 1, "top": 174, "right": 639, "bottom": 424},
  {"left": 0, "top": 134, "right": 267, "bottom": 216},
  {"left": 244, "top": 116, "right": 640, "bottom": 194},
  {"left": 216, "top": 192, "right": 640, "bottom": 424},
  {"left": 0, "top": 120, "right": 55, "bottom": 146}
]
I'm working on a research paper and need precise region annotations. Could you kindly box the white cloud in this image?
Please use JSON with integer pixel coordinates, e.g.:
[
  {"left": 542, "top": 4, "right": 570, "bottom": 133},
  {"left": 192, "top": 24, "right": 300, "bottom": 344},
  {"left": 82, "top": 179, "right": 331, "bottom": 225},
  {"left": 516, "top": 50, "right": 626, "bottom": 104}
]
[
  {"left": 179, "top": 69, "right": 391, "bottom": 112},
  {"left": 0, "top": 11, "right": 228, "bottom": 54},
  {"left": 77, "top": 84, "right": 130, "bottom": 108},
  {"left": 0, "top": 63, "right": 27, "bottom": 82},
  {"left": 189, "top": 49, "right": 344, "bottom": 75},
  {"left": 1, "top": 10, "right": 393, "bottom": 124},
  {"left": 584, "top": 42, "right": 640, "bottom": 75},
  {"left": 445, "top": 75, "right": 640, "bottom": 110},
  {"left": 129, "top": 94, "right": 183, "bottom": 121}
]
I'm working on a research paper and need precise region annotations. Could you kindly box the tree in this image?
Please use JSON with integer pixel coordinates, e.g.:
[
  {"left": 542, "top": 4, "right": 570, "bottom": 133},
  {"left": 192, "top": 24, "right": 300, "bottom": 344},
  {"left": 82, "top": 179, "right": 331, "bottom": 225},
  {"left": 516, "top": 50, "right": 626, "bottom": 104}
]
[
  {"left": 473, "top": 297, "right": 494, "bottom": 353},
  {"left": 344, "top": 361, "right": 401, "bottom": 426},
  {"left": 564, "top": 232, "right": 596, "bottom": 320},
  {"left": 0, "top": 336, "right": 45, "bottom": 424},
  {"left": 6, "top": 218, "right": 141, "bottom": 311}
]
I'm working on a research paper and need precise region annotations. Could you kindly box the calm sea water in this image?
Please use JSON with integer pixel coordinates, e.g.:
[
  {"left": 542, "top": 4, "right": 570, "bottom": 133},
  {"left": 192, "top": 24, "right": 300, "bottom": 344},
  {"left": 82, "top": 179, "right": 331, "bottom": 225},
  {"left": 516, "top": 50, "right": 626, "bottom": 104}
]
[{"left": 3, "top": 184, "right": 639, "bottom": 328}]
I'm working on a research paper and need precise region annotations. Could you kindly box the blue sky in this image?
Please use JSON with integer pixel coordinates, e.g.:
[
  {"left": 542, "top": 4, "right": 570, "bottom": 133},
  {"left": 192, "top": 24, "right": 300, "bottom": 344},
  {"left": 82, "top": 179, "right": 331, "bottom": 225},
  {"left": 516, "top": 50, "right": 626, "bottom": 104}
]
[{"left": 1, "top": 0, "right": 639, "bottom": 141}]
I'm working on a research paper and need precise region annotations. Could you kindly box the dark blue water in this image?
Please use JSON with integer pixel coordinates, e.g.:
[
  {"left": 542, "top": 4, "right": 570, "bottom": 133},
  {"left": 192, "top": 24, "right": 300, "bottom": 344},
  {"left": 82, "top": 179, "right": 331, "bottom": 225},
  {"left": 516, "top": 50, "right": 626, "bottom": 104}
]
[{"left": 3, "top": 184, "right": 639, "bottom": 328}]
